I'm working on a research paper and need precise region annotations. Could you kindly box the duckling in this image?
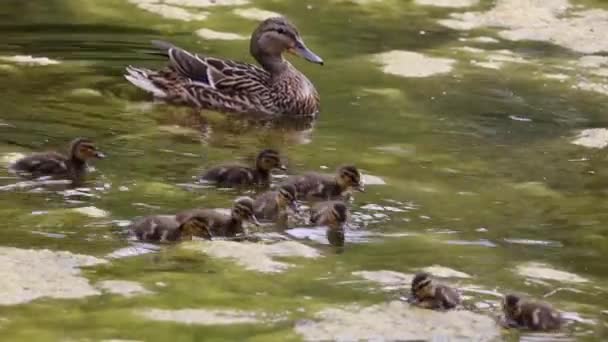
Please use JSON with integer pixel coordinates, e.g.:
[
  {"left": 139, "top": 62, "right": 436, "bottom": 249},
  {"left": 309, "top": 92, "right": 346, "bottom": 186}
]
[
  {"left": 130, "top": 215, "right": 212, "bottom": 242},
  {"left": 310, "top": 201, "right": 348, "bottom": 247},
  {"left": 253, "top": 184, "right": 299, "bottom": 225},
  {"left": 199, "top": 149, "right": 286, "bottom": 187},
  {"left": 410, "top": 272, "right": 461, "bottom": 310},
  {"left": 282, "top": 165, "right": 364, "bottom": 201},
  {"left": 8, "top": 138, "right": 105, "bottom": 185},
  {"left": 176, "top": 197, "right": 260, "bottom": 238},
  {"left": 502, "top": 294, "right": 563, "bottom": 331}
]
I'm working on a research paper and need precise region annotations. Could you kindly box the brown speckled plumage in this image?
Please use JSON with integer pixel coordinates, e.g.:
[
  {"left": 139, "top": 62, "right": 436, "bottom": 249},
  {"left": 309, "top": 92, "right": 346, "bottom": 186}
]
[
  {"left": 310, "top": 201, "right": 348, "bottom": 247},
  {"left": 8, "top": 138, "right": 105, "bottom": 185},
  {"left": 282, "top": 165, "right": 364, "bottom": 201},
  {"left": 130, "top": 215, "right": 211, "bottom": 242},
  {"left": 199, "top": 149, "right": 285, "bottom": 187},
  {"left": 503, "top": 294, "right": 562, "bottom": 331},
  {"left": 253, "top": 184, "right": 298, "bottom": 225},
  {"left": 125, "top": 17, "right": 322, "bottom": 116},
  {"left": 410, "top": 272, "right": 461, "bottom": 310},
  {"left": 176, "top": 197, "right": 260, "bottom": 238}
]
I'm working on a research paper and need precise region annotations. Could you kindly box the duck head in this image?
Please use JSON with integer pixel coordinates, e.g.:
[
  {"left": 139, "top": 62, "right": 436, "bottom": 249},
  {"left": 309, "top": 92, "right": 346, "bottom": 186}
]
[
  {"left": 256, "top": 149, "right": 286, "bottom": 172},
  {"left": 250, "top": 17, "right": 323, "bottom": 71},
  {"left": 277, "top": 183, "right": 299, "bottom": 214},
  {"left": 70, "top": 138, "right": 105, "bottom": 161},
  {"left": 336, "top": 165, "right": 364, "bottom": 192},
  {"left": 232, "top": 196, "right": 261, "bottom": 227},
  {"left": 411, "top": 272, "right": 435, "bottom": 300}
]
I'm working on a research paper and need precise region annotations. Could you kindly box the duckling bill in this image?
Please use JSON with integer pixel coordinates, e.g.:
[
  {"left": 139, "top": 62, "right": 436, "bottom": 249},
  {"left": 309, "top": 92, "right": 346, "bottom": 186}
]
[
  {"left": 199, "top": 149, "right": 285, "bottom": 187},
  {"left": 8, "top": 138, "right": 105, "bottom": 185},
  {"left": 125, "top": 17, "right": 322, "bottom": 116},
  {"left": 283, "top": 165, "right": 364, "bottom": 201},
  {"left": 502, "top": 294, "right": 563, "bottom": 331},
  {"left": 176, "top": 197, "right": 260, "bottom": 238},
  {"left": 130, "top": 215, "right": 211, "bottom": 242},
  {"left": 253, "top": 184, "right": 299, "bottom": 225},
  {"left": 410, "top": 272, "right": 461, "bottom": 310}
]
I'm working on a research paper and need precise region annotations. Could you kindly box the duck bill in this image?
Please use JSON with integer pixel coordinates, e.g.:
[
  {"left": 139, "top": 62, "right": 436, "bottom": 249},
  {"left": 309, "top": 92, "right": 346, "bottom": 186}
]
[
  {"left": 279, "top": 164, "right": 288, "bottom": 171},
  {"left": 94, "top": 151, "right": 106, "bottom": 159},
  {"left": 290, "top": 42, "right": 323, "bottom": 65}
]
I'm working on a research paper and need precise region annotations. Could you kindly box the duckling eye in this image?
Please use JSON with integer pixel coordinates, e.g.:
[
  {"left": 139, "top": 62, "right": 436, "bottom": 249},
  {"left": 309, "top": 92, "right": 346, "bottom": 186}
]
[{"left": 277, "top": 28, "right": 286, "bottom": 34}]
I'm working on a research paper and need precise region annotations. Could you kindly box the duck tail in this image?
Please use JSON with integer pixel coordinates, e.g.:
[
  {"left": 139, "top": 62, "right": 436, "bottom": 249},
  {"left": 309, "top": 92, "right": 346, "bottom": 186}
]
[{"left": 124, "top": 66, "right": 167, "bottom": 98}]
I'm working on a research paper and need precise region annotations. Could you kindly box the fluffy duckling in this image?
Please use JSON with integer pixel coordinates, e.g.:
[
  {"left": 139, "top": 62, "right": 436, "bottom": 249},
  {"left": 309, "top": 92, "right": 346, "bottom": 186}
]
[
  {"left": 9, "top": 138, "right": 105, "bottom": 185},
  {"left": 198, "top": 149, "right": 285, "bottom": 187},
  {"left": 176, "top": 197, "right": 260, "bottom": 238},
  {"left": 130, "top": 215, "right": 212, "bottom": 242},
  {"left": 410, "top": 272, "right": 461, "bottom": 310},
  {"left": 283, "top": 165, "right": 364, "bottom": 201},
  {"left": 253, "top": 184, "right": 299, "bottom": 225},
  {"left": 502, "top": 294, "right": 563, "bottom": 331},
  {"left": 310, "top": 201, "right": 348, "bottom": 247}
]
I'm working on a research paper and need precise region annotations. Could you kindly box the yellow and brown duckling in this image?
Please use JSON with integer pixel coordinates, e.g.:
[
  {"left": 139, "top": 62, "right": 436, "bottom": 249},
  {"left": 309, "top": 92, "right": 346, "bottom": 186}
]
[
  {"left": 502, "top": 294, "right": 563, "bottom": 331},
  {"left": 199, "top": 149, "right": 286, "bottom": 187},
  {"left": 410, "top": 272, "right": 461, "bottom": 310},
  {"left": 176, "top": 197, "right": 260, "bottom": 238},
  {"left": 283, "top": 165, "right": 364, "bottom": 201},
  {"left": 125, "top": 16, "right": 323, "bottom": 116},
  {"left": 253, "top": 183, "right": 299, "bottom": 225},
  {"left": 8, "top": 138, "right": 105, "bottom": 185},
  {"left": 310, "top": 201, "right": 348, "bottom": 247},
  {"left": 130, "top": 215, "right": 211, "bottom": 242}
]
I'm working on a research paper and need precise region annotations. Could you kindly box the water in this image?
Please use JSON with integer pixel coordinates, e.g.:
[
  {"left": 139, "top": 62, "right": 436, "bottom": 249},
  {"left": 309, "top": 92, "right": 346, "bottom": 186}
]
[{"left": 1, "top": 0, "right": 608, "bottom": 340}]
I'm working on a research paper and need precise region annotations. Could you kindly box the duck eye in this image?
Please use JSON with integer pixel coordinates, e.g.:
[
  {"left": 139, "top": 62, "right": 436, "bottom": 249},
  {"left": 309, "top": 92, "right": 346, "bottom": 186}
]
[{"left": 277, "top": 28, "right": 285, "bottom": 34}]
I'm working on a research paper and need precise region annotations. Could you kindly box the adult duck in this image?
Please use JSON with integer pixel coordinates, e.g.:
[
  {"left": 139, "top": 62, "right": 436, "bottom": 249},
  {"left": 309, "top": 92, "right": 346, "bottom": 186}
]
[{"left": 125, "top": 17, "right": 323, "bottom": 116}]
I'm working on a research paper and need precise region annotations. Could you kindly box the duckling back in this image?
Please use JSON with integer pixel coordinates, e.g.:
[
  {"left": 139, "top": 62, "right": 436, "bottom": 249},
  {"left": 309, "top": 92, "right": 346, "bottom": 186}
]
[
  {"left": 176, "top": 208, "right": 242, "bottom": 237},
  {"left": 284, "top": 173, "right": 342, "bottom": 201},
  {"left": 9, "top": 152, "right": 70, "bottom": 179},
  {"left": 130, "top": 215, "right": 182, "bottom": 242},
  {"left": 199, "top": 164, "right": 256, "bottom": 187}
]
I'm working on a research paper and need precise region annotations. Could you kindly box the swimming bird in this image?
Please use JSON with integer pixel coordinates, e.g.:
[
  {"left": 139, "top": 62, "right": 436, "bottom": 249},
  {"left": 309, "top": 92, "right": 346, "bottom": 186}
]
[
  {"left": 409, "top": 272, "right": 461, "bottom": 310},
  {"left": 175, "top": 197, "right": 260, "bottom": 238},
  {"left": 130, "top": 215, "right": 212, "bottom": 242},
  {"left": 199, "top": 149, "right": 285, "bottom": 187},
  {"left": 8, "top": 138, "right": 105, "bottom": 185},
  {"left": 253, "top": 183, "right": 299, "bottom": 225},
  {"left": 125, "top": 16, "right": 323, "bottom": 116},
  {"left": 502, "top": 294, "right": 563, "bottom": 331},
  {"left": 282, "top": 165, "right": 364, "bottom": 201},
  {"left": 310, "top": 201, "right": 349, "bottom": 247}
]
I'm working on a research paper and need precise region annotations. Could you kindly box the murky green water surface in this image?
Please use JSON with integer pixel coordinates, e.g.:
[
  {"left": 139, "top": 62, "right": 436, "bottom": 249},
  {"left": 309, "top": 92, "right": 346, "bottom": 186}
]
[{"left": 1, "top": 0, "right": 608, "bottom": 340}]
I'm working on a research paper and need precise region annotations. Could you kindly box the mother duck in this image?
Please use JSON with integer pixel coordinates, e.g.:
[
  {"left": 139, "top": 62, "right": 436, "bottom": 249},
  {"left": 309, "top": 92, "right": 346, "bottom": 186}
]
[{"left": 125, "top": 17, "right": 323, "bottom": 116}]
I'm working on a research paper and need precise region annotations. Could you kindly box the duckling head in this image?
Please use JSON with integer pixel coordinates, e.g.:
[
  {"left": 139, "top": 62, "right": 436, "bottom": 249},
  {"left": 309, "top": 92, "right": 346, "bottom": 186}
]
[
  {"left": 277, "top": 184, "right": 299, "bottom": 213},
  {"left": 70, "top": 138, "right": 105, "bottom": 161},
  {"left": 336, "top": 165, "right": 364, "bottom": 192},
  {"left": 250, "top": 17, "right": 323, "bottom": 71},
  {"left": 503, "top": 294, "right": 523, "bottom": 319},
  {"left": 180, "top": 216, "right": 212, "bottom": 240},
  {"left": 411, "top": 272, "right": 435, "bottom": 300},
  {"left": 233, "top": 196, "right": 261, "bottom": 227},
  {"left": 256, "top": 149, "right": 286, "bottom": 172}
]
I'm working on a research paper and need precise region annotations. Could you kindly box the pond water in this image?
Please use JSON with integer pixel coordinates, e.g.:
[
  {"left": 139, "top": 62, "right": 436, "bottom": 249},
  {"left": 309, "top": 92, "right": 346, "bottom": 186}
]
[{"left": 1, "top": 0, "right": 608, "bottom": 340}]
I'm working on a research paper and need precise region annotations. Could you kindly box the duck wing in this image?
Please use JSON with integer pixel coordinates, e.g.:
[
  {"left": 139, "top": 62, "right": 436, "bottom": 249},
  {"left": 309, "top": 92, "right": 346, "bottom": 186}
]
[{"left": 155, "top": 41, "right": 270, "bottom": 92}]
